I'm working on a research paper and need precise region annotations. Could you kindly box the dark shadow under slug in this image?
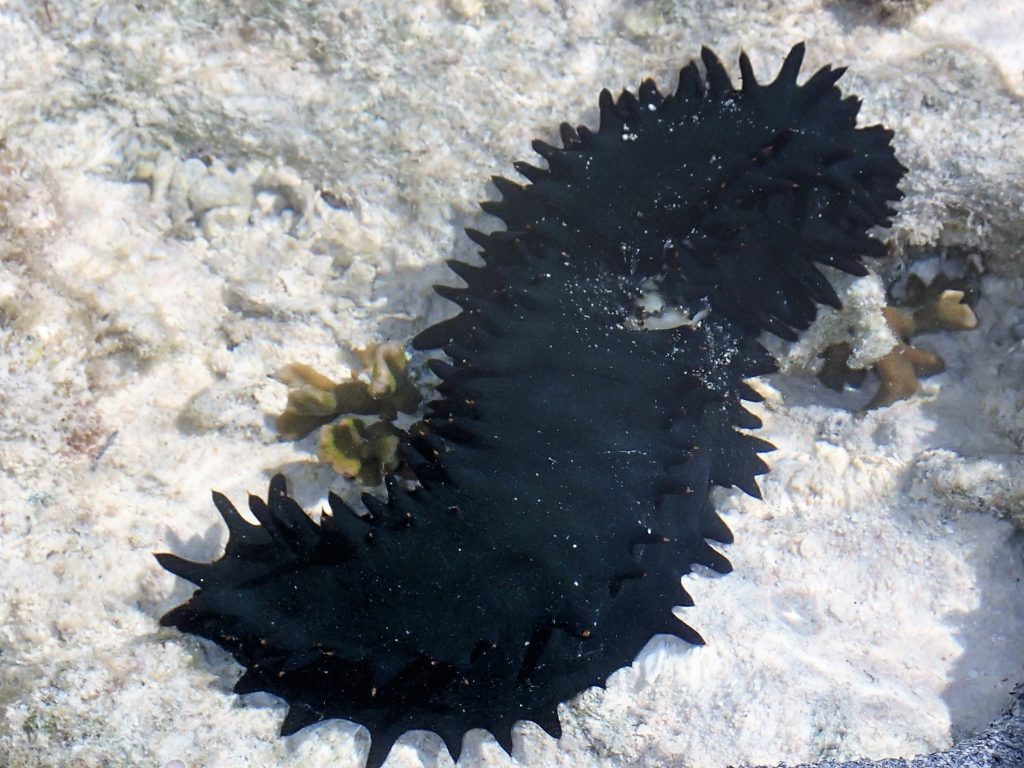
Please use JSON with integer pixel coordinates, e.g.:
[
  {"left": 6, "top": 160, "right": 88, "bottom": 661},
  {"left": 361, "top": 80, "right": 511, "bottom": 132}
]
[{"left": 156, "top": 43, "right": 905, "bottom": 767}]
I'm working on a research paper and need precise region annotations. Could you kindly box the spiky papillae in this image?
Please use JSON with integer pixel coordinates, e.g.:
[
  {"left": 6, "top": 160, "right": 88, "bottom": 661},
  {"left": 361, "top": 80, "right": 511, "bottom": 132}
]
[{"left": 157, "top": 44, "right": 904, "bottom": 767}]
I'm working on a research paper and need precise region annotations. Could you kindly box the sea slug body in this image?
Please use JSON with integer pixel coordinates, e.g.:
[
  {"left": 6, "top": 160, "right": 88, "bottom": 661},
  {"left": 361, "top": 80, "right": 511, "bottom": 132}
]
[{"left": 156, "top": 44, "right": 905, "bottom": 767}]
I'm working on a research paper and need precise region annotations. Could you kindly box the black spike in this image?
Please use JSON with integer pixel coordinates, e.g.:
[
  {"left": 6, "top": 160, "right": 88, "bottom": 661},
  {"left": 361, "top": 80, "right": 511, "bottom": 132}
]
[
  {"left": 329, "top": 489, "right": 375, "bottom": 523},
  {"left": 701, "top": 512, "right": 734, "bottom": 545},
  {"left": 478, "top": 199, "right": 505, "bottom": 218},
  {"left": 363, "top": 727, "right": 401, "bottom": 768},
  {"left": 247, "top": 494, "right": 276, "bottom": 536},
  {"left": 493, "top": 725, "right": 514, "bottom": 755},
  {"left": 597, "top": 88, "right": 621, "bottom": 132},
  {"left": 492, "top": 175, "right": 524, "bottom": 198},
  {"left": 738, "top": 51, "right": 758, "bottom": 92},
  {"left": 464, "top": 227, "right": 490, "bottom": 248},
  {"left": 530, "top": 139, "right": 559, "bottom": 161},
  {"left": 667, "top": 617, "right": 705, "bottom": 646},
  {"left": 281, "top": 703, "right": 323, "bottom": 735},
  {"left": 211, "top": 490, "right": 253, "bottom": 536},
  {"left": 268, "top": 473, "right": 287, "bottom": 500},
  {"left": 801, "top": 65, "right": 846, "bottom": 101},
  {"left": 433, "top": 284, "right": 467, "bottom": 305},
  {"left": 694, "top": 543, "right": 732, "bottom": 574},
  {"left": 157, "top": 602, "right": 198, "bottom": 629},
  {"left": 413, "top": 317, "right": 463, "bottom": 351},
  {"left": 426, "top": 358, "right": 456, "bottom": 379},
  {"left": 267, "top": 482, "right": 319, "bottom": 550},
  {"left": 531, "top": 707, "right": 562, "bottom": 740},
  {"left": 154, "top": 553, "right": 210, "bottom": 586},
  {"left": 700, "top": 46, "right": 734, "bottom": 94},
  {"left": 616, "top": 87, "right": 641, "bottom": 115},
  {"left": 436, "top": 724, "right": 465, "bottom": 763},
  {"left": 558, "top": 121, "right": 580, "bottom": 148},
  {"left": 445, "top": 258, "right": 482, "bottom": 284},
  {"left": 361, "top": 492, "right": 389, "bottom": 520},
  {"left": 233, "top": 668, "right": 264, "bottom": 694},
  {"left": 775, "top": 42, "right": 806, "bottom": 85},
  {"left": 573, "top": 124, "right": 595, "bottom": 147},
  {"left": 676, "top": 61, "right": 705, "bottom": 101},
  {"left": 512, "top": 160, "right": 546, "bottom": 183},
  {"left": 637, "top": 77, "right": 662, "bottom": 107}
]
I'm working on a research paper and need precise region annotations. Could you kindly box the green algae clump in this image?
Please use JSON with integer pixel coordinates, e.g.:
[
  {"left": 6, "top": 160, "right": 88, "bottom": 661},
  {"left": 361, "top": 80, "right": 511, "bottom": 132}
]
[
  {"left": 273, "top": 342, "right": 421, "bottom": 483},
  {"left": 318, "top": 417, "right": 404, "bottom": 486}
]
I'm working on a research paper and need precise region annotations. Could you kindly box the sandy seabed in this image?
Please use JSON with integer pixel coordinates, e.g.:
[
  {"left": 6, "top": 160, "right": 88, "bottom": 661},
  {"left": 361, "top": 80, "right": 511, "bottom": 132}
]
[{"left": 1, "top": 1, "right": 1024, "bottom": 767}]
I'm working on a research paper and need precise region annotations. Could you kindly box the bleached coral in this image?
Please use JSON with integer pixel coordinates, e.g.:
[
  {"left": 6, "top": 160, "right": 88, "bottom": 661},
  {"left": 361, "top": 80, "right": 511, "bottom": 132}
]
[{"left": 772, "top": 271, "right": 898, "bottom": 374}]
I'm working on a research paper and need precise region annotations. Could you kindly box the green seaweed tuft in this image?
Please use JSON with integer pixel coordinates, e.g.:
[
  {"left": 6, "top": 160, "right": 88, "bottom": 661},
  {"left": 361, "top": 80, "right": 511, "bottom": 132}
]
[
  {"left": 273, "top": 342, "right": 421, "bottom": 440},
  {"left": 273, "top": 342, "right": 421, "bottom": 482},
  {"left": 318, "top": 417, "right": 403, "bottom": 486}
]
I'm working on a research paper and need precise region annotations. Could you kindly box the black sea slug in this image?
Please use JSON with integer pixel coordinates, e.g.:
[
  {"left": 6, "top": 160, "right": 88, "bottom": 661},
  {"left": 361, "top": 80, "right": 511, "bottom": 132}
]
[{"left": 156, "top": 44, "right": 905, "bottom": 767}]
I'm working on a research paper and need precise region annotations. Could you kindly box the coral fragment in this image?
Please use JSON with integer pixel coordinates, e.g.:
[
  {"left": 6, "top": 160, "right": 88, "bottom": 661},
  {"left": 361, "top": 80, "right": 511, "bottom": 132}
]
[{"left": 820, "top": 287, "right": 978, "bottom": 410}]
